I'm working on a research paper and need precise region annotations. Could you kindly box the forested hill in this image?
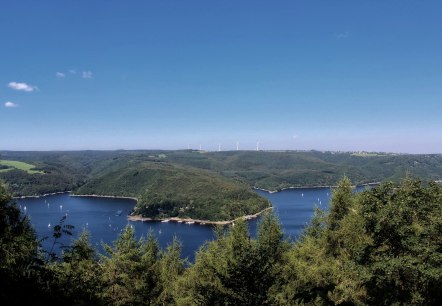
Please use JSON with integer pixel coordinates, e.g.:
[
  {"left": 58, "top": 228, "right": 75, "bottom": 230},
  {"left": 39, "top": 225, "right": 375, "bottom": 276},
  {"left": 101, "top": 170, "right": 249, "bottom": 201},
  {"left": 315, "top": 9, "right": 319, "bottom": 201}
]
[
  {"left": 0, "top": 151, "right": 119, "bottom": 196},
  {"left": 74, "top": 161, "right": 269, "bottom": 221},
  {"left": 1, "top": 150, "right": 442, "bottom": 196},
  {"left": 1, "top": 150, "right": 442, "bottom": 221},
  {"left": 164, "top": 150, "right": 442, "bottom": 190}
]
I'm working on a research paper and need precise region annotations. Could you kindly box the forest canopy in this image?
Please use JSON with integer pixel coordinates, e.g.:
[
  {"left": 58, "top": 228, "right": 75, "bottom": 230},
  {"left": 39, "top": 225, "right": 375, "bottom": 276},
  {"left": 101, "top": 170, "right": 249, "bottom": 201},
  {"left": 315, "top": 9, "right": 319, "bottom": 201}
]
[{"left": 1, "top": 176, "right": 441, "bottom": 305}]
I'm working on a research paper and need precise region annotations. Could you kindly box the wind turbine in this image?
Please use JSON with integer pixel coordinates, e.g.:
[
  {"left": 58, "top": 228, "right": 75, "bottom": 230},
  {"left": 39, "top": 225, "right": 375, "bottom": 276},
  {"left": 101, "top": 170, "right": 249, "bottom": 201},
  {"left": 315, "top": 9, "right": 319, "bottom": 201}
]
[
  {"left": 218, "top": 144, "right": 221, "bottom": 152},
  {"left": 236, "top": 141, "right": 239, "bottom": 151},
  {"left": 256, "top": 141, "right": 260, "bottom": 151}
]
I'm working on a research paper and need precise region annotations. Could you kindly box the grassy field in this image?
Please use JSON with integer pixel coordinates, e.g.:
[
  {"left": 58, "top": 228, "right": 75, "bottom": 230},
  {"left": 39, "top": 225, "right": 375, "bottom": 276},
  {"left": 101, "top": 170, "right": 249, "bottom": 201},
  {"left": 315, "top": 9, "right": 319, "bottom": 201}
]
[{"left": 0, "top": 160, "right": 44, "bottom": 174}]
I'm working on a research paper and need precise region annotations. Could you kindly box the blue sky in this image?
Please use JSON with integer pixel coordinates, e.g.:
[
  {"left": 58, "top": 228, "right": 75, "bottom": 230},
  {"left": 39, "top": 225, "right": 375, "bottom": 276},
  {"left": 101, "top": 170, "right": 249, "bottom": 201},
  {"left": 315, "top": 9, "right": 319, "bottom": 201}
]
[{"left": 1, "top": 1, "right": 441, "bottom": 153}]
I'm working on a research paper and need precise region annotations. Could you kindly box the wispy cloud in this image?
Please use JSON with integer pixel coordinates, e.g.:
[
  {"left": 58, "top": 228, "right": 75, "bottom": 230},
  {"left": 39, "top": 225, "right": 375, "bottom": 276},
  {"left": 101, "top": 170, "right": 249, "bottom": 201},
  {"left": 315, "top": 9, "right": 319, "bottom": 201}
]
[
  {"left": 4, "top": 101, "right": 18, "bottom": 108},
  {"left": 7, "top": 81, "right": 37, "bottom": 92},
  {"left": 82, "top": 71, "right": 93, "bottom": 79},
  {"left": 334, "top": 31, "right": 350, "bottom": 39},
  {"left": 69, "top": 69, "right": 77, "bottom": 74},
  {"left": 56, "top": 72, "right": 65, "bottom": 78}
]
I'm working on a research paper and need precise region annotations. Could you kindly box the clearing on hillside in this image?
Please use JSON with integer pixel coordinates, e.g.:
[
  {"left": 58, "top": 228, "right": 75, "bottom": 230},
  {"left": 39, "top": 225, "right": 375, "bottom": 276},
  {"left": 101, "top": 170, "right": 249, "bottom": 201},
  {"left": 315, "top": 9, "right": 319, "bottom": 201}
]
[{"left": 0, "top": 160, "right": 44, "bottom": 174}]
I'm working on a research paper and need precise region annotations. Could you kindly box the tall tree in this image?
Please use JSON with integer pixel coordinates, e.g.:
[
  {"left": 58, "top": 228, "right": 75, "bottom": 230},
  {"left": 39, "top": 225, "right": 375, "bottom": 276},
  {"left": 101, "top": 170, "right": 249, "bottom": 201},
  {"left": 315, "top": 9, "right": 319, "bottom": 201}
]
[
  {"left": 156, "top": 237, "right": 185, "bottom": 305},
  {"left": 360, "top": 177, "right": 442, "bottom": 305},
  {"left": 326, "top": 176, "right": 354, "bottom": 256},
  {"left": 100, "top": 225, "right": 147, "bottom": 305},
  {"left": 49, "top": 231, "right": 104, "bottom": 305},
  {"left": 180, "top": 216, "right": 287, "bottom": 305},
  {"left": 0, "top": 183, "right": 41, "bottom": 304}
]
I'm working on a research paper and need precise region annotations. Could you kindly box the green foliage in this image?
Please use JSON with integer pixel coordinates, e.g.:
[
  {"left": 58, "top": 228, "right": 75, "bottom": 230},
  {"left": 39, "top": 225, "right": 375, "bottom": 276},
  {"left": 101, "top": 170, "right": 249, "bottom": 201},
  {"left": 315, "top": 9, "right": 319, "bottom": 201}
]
[
  {"left": 328, "top": 176, "right": 353, "bottom": 229},
  {"left": 3, "top": 149, "right": 442, "bottom": 197},
  {"left": 101, "top": 225, "right": 148, "bottom": 305},
  {"left": 326, "top": 176, "right": 356, "bottom": 257},
  {"left": 0, "top": 150, "right": 122, "bottom": 196},
  {"left": 77, "top": 162, "right": 269, "bottom": 221},
  {"left": 46, "top": 231, "right": 103, "bottom": 305},
  {"left": 156, "top": 238, "right": 186, "bottom": 305},
  {"left": 62, "top": 230, "right": 96, "bottom": 263},
  {"left": 1, "top": 175, "right": 442, "bottom": 305},
  {"left": 0, "top": 159, "right": 44, "bottom": 174},
  {"left": 359, "top": 177, "right": 442, "bottom": 305},
  {"left": 0, "top": 183, "right": 43, "bottom": 304},
  {"left": 179, "top": 215, "right": 287, "bottom": 305},
  {"left": 140, "top": 233, "right": 162, "bottom": 303},
  {"left": 274, "top": 177, "right": 442, "bottom": 305},
  {"left": 45, "top": 215, "right": 74, "bottom": 262},
  {"left": 167, "top": 150, "right": 442, "bottom": 190},
  {"left": 2, "top": 150, "right": 442, "bottom": 223}
]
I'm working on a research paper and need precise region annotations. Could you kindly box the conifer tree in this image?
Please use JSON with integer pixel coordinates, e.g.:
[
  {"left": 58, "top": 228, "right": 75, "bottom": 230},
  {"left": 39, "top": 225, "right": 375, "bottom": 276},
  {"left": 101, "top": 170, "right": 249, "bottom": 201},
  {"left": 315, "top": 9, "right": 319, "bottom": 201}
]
[
  {"left": 101, "top": 225, "right": 146, "bottom": 305},
  {"left": 52, "top": 231, "right": 103, "bottom": 305},
  {"left": 0, "top": 183, "right": 41, "bottom": 304},
  {"left": 156, "top": 237, "right": 185, "bottom": 305}
]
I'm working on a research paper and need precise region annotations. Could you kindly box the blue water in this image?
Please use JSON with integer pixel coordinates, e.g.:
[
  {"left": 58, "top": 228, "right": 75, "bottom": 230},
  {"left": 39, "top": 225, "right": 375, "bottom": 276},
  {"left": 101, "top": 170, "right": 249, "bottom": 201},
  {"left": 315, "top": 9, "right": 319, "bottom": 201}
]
[
  {"left": 255, "top": 187, "right": 332, "bottom": 236},
  {"left": 16, "top": 187, "right": 346, "bottom": 261}
]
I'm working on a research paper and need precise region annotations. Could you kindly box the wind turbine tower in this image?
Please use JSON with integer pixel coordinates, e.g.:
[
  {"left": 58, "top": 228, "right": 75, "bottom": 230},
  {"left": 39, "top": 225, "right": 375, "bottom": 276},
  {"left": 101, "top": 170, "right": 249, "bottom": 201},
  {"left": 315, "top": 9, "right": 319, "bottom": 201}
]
[
  {"left": 218, "top": 144, "right": 221, "bottom": 152},
  {"left": 236, "top": 141, "right": 239, "bottom": 151},
  {"left": 256, "top": 141, "right": 260, "bottom": 151}
]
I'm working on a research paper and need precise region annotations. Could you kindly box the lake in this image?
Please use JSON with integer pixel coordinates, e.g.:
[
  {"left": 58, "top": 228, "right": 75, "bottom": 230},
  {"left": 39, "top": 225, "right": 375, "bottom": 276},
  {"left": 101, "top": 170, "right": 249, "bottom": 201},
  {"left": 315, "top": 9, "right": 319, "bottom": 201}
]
[{"left": 17, "top": 187, "right": 336, "bottom": 261}]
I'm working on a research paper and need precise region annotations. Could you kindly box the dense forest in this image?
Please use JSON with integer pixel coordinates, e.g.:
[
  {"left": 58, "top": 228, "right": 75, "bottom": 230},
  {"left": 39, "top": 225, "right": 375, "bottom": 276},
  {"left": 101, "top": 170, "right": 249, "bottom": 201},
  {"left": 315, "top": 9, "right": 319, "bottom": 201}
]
[
  {"left": 1, "top": 150, "right": 442, "bottom": 221},
  {"left": 75, "top": 161, "right": 269, "bottom": 221},
  {"left": 2, "top": 150, "right": 442, "bottom": 195},
  {"left": 1, "top": 176, "right": 441, "bottom": 305}
]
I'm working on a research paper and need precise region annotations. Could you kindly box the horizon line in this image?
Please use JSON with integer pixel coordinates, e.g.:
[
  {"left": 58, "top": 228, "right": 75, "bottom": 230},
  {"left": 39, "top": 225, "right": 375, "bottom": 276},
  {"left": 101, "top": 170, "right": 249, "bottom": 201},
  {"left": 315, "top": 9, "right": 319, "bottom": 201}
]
[{"left": 0, "top": 148, "right": 440, "bottom": 155}]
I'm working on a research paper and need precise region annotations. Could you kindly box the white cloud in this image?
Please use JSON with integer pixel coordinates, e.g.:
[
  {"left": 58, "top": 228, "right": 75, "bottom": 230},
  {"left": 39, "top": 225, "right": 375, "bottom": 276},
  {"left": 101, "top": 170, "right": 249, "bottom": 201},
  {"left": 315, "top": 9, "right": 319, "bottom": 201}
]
[
  {"left": 69, "top": 69, "right": 77, "bottom": 74},
  {"left": 7, "top": 81, "right": 37, "bottom": 92},
  {"left": 334, "top": 31, "right": 350, "bottom": 39},
  {"left": 56, "top": 72, "right": 65, "bottom": 78},
  {"left": 82, "top": 71, "right": 93, "bottom": 79},
  {"left": 4, "top": 101, "right": 18, "bottom": 108}
]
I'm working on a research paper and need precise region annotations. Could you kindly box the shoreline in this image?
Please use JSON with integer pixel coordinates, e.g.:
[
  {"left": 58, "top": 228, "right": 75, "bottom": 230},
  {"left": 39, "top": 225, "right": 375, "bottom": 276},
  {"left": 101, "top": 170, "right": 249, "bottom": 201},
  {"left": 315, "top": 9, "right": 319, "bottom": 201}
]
[
  {"left": 16, "top": 191, "right": 271, "bottom": 225},
  {"left": 253, "top": 181, "right": 380, "bottom": 194},
  {"left": 70, "top": 194, "right": 138, "bottom": 202},
  {"left": 127, "top": 206, "right": 273, "bottom": 225},
  {"left": 11, "top": 181, "right": 378, "bottom": 225},
  {"left": 12, "top": 181, "right": 381, "bottom": 200},
  {"left": 15, "top": 190, "right": 272, "bottom": 225},
  {"left": 13, "top": 191, "right": 72, "bottom": 199}
]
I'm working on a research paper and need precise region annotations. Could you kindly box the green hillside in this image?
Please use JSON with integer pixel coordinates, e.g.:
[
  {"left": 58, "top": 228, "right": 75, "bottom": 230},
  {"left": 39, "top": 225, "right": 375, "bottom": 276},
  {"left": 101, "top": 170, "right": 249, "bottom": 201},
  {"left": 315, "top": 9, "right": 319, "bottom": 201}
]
[
  {"left": 0, "top": 160, "right": 44, "bottom": 174},
  {"left": 75, "top": 161, "right": 270, "bottom": 221},
  {"left": 0, "top": 151, "right": 116, "bottom": 196},
  {"left": 164, "top": 150, "right": 442, "bottom": 190},
  {"left": 2, "top": 150, "right": 442, "bottom": 196}
]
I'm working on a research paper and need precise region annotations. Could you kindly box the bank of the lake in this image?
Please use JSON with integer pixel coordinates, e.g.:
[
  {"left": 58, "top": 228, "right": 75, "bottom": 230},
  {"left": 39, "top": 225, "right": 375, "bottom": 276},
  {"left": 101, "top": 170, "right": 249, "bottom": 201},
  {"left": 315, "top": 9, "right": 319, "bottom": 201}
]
[
  {"left": 127, "top": 206, "right": 273, "bottom": 225},
  {"left": 71, "top": 193, "right": 138, "bottom": 201},
  {"left": 17, "top": 187, "right": 333, "bottom": 261},
  {"left": 13, "top": 191, "right": 72, "bottom": 199},
  {"left": 253, "top": 181, "right": 380, "bottom": 193},
  {"left": 72, "top": 193, "right": 271, "bottom": 224}
]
